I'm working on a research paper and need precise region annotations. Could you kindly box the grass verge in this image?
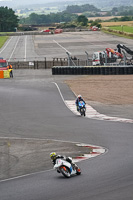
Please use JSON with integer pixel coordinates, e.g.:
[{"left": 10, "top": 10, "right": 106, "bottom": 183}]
[
  {"left": 108, "top": 26, "right": 133, "bottom": 33},
  {"left": 102, "top": 28, "right": 133, "bottom": 39},
  {"left": 0, "top": 36, "right": 9, "bottom": 48}
]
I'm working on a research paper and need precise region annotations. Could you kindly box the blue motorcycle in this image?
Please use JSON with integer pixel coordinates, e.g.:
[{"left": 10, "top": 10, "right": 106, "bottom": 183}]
[{"left": 78, "top": 101, "right": 86, "bottom": 116}]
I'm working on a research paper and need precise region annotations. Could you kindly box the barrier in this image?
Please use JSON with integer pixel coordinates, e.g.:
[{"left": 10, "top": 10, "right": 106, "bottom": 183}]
[
  {"left": 0, "top": 70, "right": 10, "bottom": 79},
  {"left": 4, "top": 70, "right": 10, "bottom": 78},
  {"left": 0, "top": 71, "right": 4, "bottom": 78},
  {"left": 52, "top": 66, "right": 133, "bottom": 75}
]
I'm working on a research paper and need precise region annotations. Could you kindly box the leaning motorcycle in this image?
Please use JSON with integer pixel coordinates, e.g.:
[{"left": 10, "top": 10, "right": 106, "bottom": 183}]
[
  {"left": 78, "top": 101, "right": 86, "bottom": 116},
  {"left": 54, "top": 158, "right": 81, "bottom": 178}
]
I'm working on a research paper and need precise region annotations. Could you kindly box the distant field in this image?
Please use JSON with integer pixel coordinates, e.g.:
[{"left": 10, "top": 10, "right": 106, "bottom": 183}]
[
  {"left": 88, "top": 16, "right": 122, "bottom": 21},
  {"left": 101, "top": 21, "right": 133, "bottom": 27},
  {"left": 108, "top": 25, "right": 133, "bottom": 33},
  {"left": 0, "top": 36, "right": 9, "bottom": 48}
]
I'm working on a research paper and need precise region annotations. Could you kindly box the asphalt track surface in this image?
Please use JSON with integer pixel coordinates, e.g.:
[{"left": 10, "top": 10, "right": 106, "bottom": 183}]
[
  {"left": 0, "top": 31, "right": 133, "bottom": 61},
  {"left": 0, "top": 70, "right": 133, "bottom": 200}
]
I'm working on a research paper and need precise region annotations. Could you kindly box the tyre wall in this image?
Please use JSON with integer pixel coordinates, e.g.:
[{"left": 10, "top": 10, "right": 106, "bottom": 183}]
[{"left": 52, "top": 66, "right": 133, "bottom": 75}]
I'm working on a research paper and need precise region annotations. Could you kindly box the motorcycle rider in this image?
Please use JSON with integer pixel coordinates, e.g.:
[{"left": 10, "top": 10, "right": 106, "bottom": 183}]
[
  {"left": 50, "top": 152, "right": 79, "bottom": 172},
  {"left": 75, "top": 94, "right": 86, "bottom": 111}
]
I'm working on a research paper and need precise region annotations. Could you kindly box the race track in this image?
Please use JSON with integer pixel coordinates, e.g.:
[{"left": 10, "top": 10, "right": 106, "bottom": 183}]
[
  {"left": 0, "top": 31, "right": 133, "bottom": 61},
  {"left": 0, "top": 70, "right": 133, "bottom": 200}
]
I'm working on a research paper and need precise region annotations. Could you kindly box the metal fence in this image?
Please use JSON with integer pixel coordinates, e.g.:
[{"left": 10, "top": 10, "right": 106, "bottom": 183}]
[{"left": 9, "top": 58, "right": 92, "bottom": 69}]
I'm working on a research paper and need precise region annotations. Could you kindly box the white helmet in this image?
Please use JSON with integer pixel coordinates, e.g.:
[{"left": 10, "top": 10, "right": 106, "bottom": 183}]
[{"left": 77, "top": 94, "right": 82, "bottom": 98}]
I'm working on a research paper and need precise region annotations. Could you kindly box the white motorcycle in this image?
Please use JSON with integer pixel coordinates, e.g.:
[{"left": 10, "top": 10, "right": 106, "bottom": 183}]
[{"left": 54, "top": 158, "right": 81, "bottom": 178}]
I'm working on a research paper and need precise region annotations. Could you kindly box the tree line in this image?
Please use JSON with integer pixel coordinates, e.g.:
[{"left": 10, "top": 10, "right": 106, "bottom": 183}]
[
  {"left": 19, "top": 12, "right": 77, "bottom": 25},
  {"left": 65, "top": 4, "right": 133, "bottom": 18},
  {"left": 0, "top": 4, "right": 133, "bottom": 32},
  {"left": 0, "top": 6, "right": 18, "bottom": 32},
  {"left": 65, "top": 4, "right": 100, "bottom": 13}
]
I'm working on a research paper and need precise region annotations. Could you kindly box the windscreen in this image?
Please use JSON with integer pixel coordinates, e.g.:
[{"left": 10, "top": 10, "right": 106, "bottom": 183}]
[{"left": 0, "top": 62, "right": 7, "bottom": 68}]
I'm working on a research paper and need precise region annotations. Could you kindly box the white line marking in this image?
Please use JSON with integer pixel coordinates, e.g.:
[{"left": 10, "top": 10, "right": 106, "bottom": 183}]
[
  {"left": 0, "top": 37, "right": 13, "bottom": 54},
  {"left": 24, "top": 35, "right": 27, "bottom": 61},
  {"left": 8, "top": 36, "right": 20, "bottom": 61},
  {"left": 52, "top": 82, "right": 77, "bottom": 115},
  {"left": 53, "top": 39, "right": 71, "bottom": 55},
  {"left": 0, "top": 169, "right": 53, "bottom": 183},
  {"left": 52, "top": 82, "right": 65, "bottom": 102}
]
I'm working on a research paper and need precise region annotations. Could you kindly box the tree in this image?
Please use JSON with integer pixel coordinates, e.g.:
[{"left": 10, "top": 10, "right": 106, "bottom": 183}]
[
  {"left": 77, "top": 15, "right": 88, "bottom": 26},
  {"left": 112, "top": 7, "right": 118, "bottom": 15},
  {"left": 0, "top": 6, "right": 19, "bottom": 32},
  {"left": 91, "top": 20, "right": 102, "bottom": 28}
]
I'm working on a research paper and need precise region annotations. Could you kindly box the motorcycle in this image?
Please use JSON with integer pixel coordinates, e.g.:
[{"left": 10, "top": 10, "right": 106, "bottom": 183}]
[
  {"left": 78, "top": 101, "right": 86, "bottom": 116},
  {"left": 54, "top": 158, "right": 81, "bottom": 178}
]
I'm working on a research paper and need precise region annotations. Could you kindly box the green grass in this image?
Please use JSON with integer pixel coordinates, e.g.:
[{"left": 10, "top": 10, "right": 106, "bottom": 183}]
[
  {"left": 108, "top": 25, "right": 133, "bottom": 33},
  {"left": 0, "top": 36, "right": 9, "bottom": 48}
]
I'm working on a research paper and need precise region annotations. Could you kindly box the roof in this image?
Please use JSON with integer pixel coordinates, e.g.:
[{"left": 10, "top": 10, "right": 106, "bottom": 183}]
[{"left": 0, "top": 59, "right": 6, "bottom": 63}]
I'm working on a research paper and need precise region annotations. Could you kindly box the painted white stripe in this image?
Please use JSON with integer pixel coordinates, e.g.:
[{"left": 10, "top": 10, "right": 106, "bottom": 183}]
[
  {"left": 53, "top": 40, "right": 71, "bottom": 55},
  {"left": 65, "top": 100, "right": 133, "bottom": 123},
  {"left": 8, "top": 36, "right": 20, "bottom": 61},
  {"left": 24, "top": 35, "right": 27, "bottom": 61},
  {"left": 52, "top": 82, "right": 77, "bottom": 116},
  {"left": 0, "top": 169, "right": 53, "bottom": 183}
]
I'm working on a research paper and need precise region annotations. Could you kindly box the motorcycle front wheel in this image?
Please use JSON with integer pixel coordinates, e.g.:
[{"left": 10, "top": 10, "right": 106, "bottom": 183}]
[
  {"left": 60, "top": 166, "right": 71, "bottom": 178},
  {"left": 80, "top": 108, "right": 85, "bottom": 116}
]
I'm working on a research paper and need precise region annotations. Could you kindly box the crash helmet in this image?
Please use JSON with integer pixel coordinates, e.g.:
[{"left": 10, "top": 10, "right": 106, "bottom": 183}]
[
  {"left": 77, "top": 94, "right": 82, "bottom": 99},
  {"left": 50, "top": 152, "right": 57, "bottom": 160}
]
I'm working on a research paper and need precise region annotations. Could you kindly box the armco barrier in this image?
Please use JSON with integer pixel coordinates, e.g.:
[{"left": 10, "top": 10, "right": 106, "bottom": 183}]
[{"left": 52, "top": 66, "right": 133, "bottom": 75}]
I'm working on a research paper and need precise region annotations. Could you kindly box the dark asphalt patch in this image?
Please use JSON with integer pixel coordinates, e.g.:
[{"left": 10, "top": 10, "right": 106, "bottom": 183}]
[{"left": 0, "top": 138, "right": 91, "bottom": 180}]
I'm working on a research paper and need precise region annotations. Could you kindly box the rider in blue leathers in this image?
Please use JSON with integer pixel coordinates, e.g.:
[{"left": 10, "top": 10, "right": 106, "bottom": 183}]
[{"left": 75, "top": 94, "right": 86, "bottom": 111}]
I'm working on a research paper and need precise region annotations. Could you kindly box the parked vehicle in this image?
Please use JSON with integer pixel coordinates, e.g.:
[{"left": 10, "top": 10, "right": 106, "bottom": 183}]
[
  {"left": 92, "top": 47, "right": 123, "bottom": 66},
  {"left": 40, "top": 29, "right": 50, "bottom": 33},
  {"left": 0, "top": 58, "right": 8, "bottom": 70},
  {"left": 54, "top": 29, "right": 63, "bottom": 34},
  {"left": 90, "top": 26, "right": 100, "bottom": 31}
]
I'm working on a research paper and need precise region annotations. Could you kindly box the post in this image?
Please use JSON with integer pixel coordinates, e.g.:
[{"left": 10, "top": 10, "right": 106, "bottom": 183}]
[
  {"left": 44, "top": 57, "right": 47, "bottom": 69},
  {"left": 66, "top": 52, "right": 71, "bottom": 66},
  {"left": 121, "top": 25, "right": 123, "bottom": 32},
  {"left": 122, "top": 51, "right": 126, "bottom": 66},
  {"left": 105, "top": 52, "right": 107, "bottom": 66},
  {"left": 85, "top": 51, "right": 89, "bottom": 66},
  {"left": 66, "top": 52, "right": 76, "bottom": 66}
]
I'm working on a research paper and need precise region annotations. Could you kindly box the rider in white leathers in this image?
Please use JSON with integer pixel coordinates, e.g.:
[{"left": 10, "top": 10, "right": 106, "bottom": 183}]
[{"left": 50, "top": 152, "right": 78, "bottom": 172}]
